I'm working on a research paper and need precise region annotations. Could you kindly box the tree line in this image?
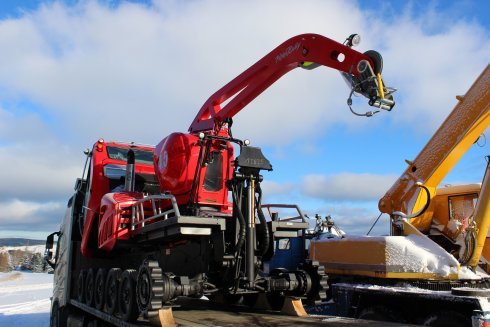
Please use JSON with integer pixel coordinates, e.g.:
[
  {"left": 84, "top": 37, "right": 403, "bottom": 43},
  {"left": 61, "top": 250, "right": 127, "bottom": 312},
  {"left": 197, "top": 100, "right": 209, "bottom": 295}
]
[{"left": 0, "top": 249, "right": 52, "bottom": 273}]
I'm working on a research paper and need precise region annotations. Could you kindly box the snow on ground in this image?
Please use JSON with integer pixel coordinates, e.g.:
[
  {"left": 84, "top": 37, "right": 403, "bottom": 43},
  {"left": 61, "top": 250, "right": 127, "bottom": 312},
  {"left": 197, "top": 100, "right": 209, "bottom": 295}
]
[
  {"left": 0, "top": 245, "right": 46, "bottom": 254},
  {"left": 0, "top": 271, "right": 53, "bottom": 326}
]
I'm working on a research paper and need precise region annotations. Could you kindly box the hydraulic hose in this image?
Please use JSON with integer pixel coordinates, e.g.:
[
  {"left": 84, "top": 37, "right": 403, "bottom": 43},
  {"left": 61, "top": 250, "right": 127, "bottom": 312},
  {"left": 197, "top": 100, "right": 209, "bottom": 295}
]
[
  {"left": 188, "top": 140, "right": 206, "bottom": 208},
  {"left": 412, "top": 183, "right": 431, "bottom": 218},
  {"left": 460, "top": 229, "right": 477, "bottom": 265},
  {"left": 392, "top": 183, "right": 431, "bottom": 219},
  {"left": 255, "top": 184, "right": 270, "bottom": 256},
  {"left": 231, "top": 183, "right": 246, "bottom": 253}
]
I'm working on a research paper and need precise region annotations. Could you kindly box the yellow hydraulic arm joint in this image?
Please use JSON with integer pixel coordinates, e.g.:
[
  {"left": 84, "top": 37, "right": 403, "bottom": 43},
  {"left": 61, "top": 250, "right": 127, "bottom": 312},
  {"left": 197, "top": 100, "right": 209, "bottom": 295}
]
[
  {"left": 377, "top": 73, "right": 385, "bottom": 99},
  {"left": 468, "top": 162, "right": 490, "bottom": 268}
]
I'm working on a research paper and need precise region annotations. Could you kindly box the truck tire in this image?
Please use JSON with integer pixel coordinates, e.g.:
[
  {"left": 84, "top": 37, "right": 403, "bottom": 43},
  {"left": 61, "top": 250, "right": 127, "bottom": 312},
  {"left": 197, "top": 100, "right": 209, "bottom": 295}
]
[
  {"left": 86, "top": 318, "right": 103, "bottom": 327},
  {"left": 94, "top": 268, "right": 107, "bottom": 310},
  {"left": 423, "top": 310, "right": 469, "bottom": 327},
  {"left": 358, "top": 305, "right": 401, "bottom": 322},
  {"left": 136, "top": 260, "right": 164, "bottom": 314},
  {"left": 118, "top": 269, "right": 139, "bottom": 322},
  {"left": 50, "top": 301, "right": 71, "bottom": 327},
  {"left": 49, "top": 301, "right": 61, "bottom": 327},
  {"left": 77, "top": 270, "right": 86, "bottom": 303},
  {"left": 105, "top": 268, "right": 122, "bottom": 315},
  {"left": 85, "top": 268, "right": 96, "bottom": 306}
]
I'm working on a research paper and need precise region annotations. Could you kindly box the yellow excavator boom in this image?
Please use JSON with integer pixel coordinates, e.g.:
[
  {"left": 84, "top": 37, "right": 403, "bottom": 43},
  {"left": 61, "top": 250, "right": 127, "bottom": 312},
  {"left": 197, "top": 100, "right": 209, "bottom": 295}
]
[{"left": 379, "top": 64, "right": 490, "bottom": 218}]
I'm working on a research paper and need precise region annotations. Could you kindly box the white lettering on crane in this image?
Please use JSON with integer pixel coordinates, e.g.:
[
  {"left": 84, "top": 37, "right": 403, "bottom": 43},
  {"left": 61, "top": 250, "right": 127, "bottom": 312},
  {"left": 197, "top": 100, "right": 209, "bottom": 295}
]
[
  {"left": 275, "top": 42, "right": 301, "bottom": 63},
  {"left": 158, "top": 151, "right": 168, "bottom": 171}
]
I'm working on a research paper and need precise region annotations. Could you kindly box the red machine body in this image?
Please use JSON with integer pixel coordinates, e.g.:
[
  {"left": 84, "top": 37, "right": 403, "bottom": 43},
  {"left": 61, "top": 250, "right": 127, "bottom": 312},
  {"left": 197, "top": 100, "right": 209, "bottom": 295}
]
[
  {"left": 50, "top": 33, "right": 398, "bottom": 327},
  {"left": 188, "top": 33, "right": 385, "bottom": 134},
  {"left": 154, "top": 132, "right": 234, "bottom": 212},
  {"left": 81, "top": 33, "right": 393, "bottom": 258}
]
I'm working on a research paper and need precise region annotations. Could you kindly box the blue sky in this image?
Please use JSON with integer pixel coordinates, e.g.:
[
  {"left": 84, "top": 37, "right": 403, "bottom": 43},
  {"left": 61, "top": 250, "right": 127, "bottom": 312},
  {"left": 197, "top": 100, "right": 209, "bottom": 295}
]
[{"left": 0, "top": 0, "right": 489, "bottom": 239}]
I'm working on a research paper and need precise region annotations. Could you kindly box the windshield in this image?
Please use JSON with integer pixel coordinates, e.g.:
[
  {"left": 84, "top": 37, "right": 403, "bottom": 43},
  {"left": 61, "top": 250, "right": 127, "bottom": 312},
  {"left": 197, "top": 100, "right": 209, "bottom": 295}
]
[{"left": 106, "top": 146, "right": 154, "bottom": 165}]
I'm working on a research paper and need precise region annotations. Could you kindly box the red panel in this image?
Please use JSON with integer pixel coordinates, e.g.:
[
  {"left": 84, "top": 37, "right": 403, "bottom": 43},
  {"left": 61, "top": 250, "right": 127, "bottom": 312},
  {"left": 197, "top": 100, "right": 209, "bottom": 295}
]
[
  {"left": 154, "top": 133, "right": 233, "bottom": 212},
  {"left": 98, "top": 192, "right": 145, "bottom": 252},
  {"left": 154, "top": 133, "right": 199, "bottom": 197}
]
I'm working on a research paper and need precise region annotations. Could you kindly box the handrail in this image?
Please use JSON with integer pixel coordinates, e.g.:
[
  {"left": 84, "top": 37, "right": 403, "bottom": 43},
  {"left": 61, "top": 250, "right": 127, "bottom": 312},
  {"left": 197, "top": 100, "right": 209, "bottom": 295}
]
[{"left": 131, "top": 194, "right": 181, "bottom": 230}]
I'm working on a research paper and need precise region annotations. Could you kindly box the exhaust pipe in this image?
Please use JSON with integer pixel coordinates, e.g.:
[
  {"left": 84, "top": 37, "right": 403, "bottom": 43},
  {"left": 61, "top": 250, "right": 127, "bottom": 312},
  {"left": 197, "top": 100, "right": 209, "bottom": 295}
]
[{"left": 124, "top": 149, "right": 136, "bottom": 192}]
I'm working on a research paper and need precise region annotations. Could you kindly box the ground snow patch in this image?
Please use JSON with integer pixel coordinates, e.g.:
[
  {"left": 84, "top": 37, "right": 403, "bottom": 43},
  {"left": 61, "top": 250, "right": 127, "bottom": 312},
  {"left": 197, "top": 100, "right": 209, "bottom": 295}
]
[{"left": 0, "top": 271, "right": 53, "bottom": 326}]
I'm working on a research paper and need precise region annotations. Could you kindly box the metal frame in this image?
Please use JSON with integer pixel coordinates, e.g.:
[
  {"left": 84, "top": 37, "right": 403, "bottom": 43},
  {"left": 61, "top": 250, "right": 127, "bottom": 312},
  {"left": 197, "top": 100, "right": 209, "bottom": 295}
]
[
  {"left": 131, "top": 194, "right": 181, "bottom": 230},
  {"left": 262, "top": 203, "right": 308, "bottom": 223}
]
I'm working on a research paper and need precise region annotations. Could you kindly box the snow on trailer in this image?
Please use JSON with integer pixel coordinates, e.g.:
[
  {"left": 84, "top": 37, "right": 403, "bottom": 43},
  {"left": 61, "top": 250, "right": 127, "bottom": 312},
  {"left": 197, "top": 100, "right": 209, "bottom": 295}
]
[{"left": 313, "top": 233, "right": 483, "bottom": 279}]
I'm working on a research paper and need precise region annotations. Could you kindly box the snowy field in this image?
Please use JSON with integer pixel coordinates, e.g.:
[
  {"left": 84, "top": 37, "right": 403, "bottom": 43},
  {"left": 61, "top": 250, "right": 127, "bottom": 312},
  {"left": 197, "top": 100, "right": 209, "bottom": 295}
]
[
  {"left": 1, "top": 245, "right": 46, "bottom": 254},
  {"left": 0, "top": 271, "right": 53, "bottom": 326}
]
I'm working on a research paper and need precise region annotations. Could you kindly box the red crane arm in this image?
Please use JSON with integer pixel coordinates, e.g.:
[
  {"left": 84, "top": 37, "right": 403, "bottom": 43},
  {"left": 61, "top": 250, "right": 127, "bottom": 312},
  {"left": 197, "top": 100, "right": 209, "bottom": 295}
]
[{"left": 188, "top": 33, "right": 377, "bottom": 133}]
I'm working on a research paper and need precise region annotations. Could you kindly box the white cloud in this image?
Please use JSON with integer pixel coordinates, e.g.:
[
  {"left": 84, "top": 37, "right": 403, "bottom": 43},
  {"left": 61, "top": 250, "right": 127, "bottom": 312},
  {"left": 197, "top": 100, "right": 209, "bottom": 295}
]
[
  {"left": 258, "top": 172, "right": 397, "bottom": 235},
  {"left": 0, "top": 199, "right": 64, "bottom": 231},
  {"left": 0, "top": 107, "right": 53, "bottom": 143},
  {"left": 0, "top": 0, "right": 487, "bottom": 145},
  {"left": 0, "top": 0, "right": 488, "bottom": 236},
  {"left": 0, "top": 0, "right": 387, "bottom": 146},
  {"left": 313, "top": 204, "right": 391, "bottom": 236},
  {"left": 0, "top": 141, "right": 81, "bottom": 201},
  {"left": 301, "top": 172, "right": 398, "bottom": 201},
  {"left": 260, "top": 180, "right": 294, "bottom": 197},
  {"left": 373, "top": 12, "right": 490, "bottom": 133}
]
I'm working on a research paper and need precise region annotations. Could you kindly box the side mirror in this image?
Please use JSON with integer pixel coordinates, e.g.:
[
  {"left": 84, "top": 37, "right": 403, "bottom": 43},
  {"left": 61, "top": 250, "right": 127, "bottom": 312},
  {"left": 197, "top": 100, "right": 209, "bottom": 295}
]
[
  {"left": 74, "top": 178, "right": 84, "bottom": 191},
  {"left": 44, "top": 232, "right": 60, "bottom": 269}
]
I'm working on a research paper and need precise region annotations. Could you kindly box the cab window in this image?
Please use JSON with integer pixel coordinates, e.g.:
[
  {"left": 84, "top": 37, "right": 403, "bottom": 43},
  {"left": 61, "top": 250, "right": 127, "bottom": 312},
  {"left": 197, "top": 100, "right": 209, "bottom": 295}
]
[{"left": 106, "top": 146, "right": 154, "bottom": 165}]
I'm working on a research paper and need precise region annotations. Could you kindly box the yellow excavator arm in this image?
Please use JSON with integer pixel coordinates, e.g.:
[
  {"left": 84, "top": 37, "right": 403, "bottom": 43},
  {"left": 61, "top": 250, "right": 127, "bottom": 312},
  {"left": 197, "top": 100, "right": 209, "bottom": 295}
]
[
  {"left": 310, "top": 65, "right": 490, "bottom": 281},
  {"left": 378, "top": 64, "right": 490, "bottom": 268},
  {"left": 379, "top": 64, "right": 490, "bottom": 217}
]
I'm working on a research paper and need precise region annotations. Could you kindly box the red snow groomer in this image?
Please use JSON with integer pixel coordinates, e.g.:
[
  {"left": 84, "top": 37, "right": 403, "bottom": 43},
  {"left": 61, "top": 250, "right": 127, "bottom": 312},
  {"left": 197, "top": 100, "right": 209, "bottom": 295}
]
[{"left": 69, "top": 33, "right": 395, "bottom": 322}]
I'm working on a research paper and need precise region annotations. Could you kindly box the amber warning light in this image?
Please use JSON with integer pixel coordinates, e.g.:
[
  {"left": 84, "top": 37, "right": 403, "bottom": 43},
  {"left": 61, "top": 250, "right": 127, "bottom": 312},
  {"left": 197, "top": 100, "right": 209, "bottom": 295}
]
[{"left": 96, "top": 138, "right": 104, "bottom": 152}]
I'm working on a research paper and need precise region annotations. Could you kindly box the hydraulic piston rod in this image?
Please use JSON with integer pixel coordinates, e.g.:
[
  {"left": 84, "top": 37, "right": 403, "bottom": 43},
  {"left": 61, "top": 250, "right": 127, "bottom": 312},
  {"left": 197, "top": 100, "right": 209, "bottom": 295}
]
[{"left": 246, "top": 177, "right": 256, "bottom": 287}]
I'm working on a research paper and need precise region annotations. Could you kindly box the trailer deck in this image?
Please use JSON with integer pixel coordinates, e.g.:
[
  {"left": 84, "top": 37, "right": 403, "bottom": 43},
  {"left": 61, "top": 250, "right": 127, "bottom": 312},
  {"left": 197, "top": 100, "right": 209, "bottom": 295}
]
[
  {"left": 70, "top": 298, "right": 418, "bottom": 327},
  {"left": 171, "top": 298, "right": 418, "bottom": 326}
]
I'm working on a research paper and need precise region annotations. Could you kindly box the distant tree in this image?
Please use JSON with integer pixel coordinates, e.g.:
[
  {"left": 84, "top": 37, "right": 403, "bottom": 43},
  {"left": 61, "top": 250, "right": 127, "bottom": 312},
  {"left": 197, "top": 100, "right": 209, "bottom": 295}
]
[
  {"left": 44, "top": 259, "right": 54, "bottom": 274},
  {"left": 30, "top": 253, "right": 44, "bottom": 273},
  {"left": 0, "top": 252, "right": 11, "bottom": 272},
  {"left": 3, "top": 248, "right": 51, "bottom": 273},
  {"left": 21, "top": 252, "right": 32, "bottom": 271},
  {"left": 7, "top": 251, "right": 14, "bottom": 271},
  {"left": 10, "top": 249, "right": 28, "bottom": 267}
]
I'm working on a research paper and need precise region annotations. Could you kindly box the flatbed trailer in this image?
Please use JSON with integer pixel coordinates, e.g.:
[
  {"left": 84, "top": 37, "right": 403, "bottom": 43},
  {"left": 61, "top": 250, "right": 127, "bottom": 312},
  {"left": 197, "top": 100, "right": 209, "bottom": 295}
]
[
  {"left": 306, "top": 283, "right": 490, "bottom": 326},
  {"left": 67, "top": 297, "right": 418, "bottom": 327}
]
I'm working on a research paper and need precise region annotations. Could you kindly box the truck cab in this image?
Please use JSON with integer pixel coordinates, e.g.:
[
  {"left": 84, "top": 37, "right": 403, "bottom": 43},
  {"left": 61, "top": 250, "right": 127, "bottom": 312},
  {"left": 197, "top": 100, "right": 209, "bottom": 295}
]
[
  {"left": 78, "top": 139, "right": 157, "bottom": 256},
  {"left": 44, "top": 139, "right": 157, "bottom": 325}
]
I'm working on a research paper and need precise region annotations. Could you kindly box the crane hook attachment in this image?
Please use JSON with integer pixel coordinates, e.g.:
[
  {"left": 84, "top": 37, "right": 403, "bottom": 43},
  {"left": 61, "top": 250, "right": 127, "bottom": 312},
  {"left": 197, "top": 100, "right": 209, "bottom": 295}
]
[{"left": 342, "top": 35, "right": 396, "bottom": 117}]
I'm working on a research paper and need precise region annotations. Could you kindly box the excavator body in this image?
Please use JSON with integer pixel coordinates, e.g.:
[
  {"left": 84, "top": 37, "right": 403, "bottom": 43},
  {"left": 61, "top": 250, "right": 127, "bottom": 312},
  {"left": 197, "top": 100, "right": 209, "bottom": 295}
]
[{"left": 308, "top": 64, "right": 490, "bottom": 325}]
